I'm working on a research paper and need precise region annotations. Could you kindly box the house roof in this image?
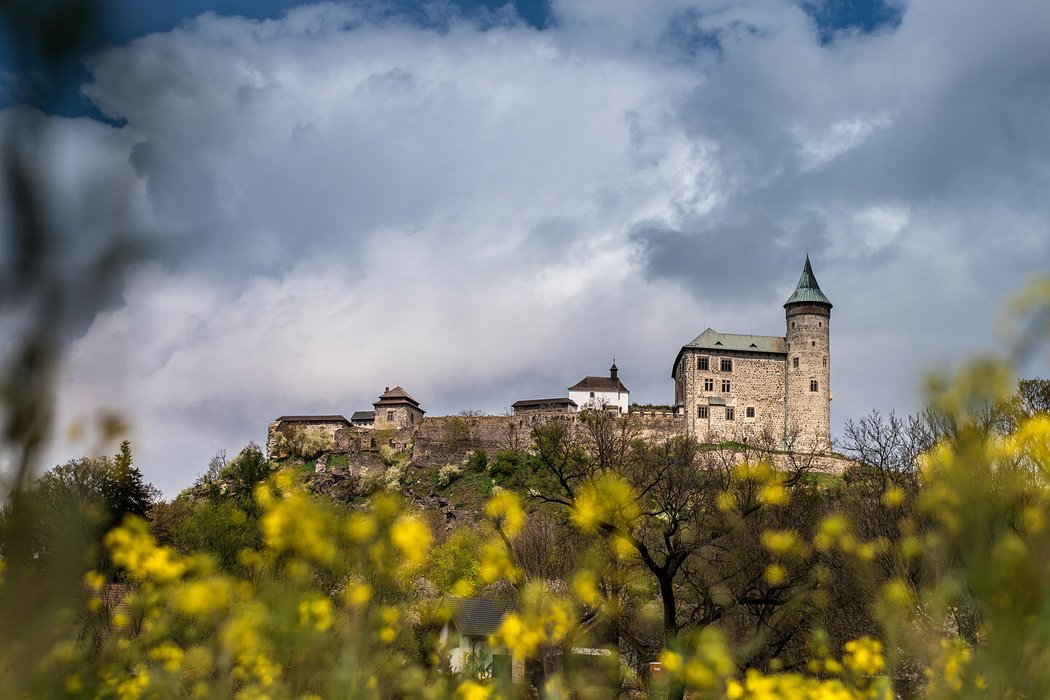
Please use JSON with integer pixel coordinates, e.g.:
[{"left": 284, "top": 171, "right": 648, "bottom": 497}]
[
  {"left": 568, "top": 376, "right": 629, "bottom": 393},
  {"left": 671, "top": 328, "right": 787, "bottom": 379},
  {"left": 374, "top": 386, "right": 423, "bottom": 409},
  {"left": 445, "top": 598, "right": 514, "bottom": 637},
  {"left": 512, "top": 398, "right": 578, "bottom": 408},
  {"left": 276, "top": 415, "right": 350, "bottom": 424},
  {"left": 784, "top": 255, "right": 833, "bottom": 308},
  {"left": 350, "top": 411, "right": 375, "bottom": 421}
]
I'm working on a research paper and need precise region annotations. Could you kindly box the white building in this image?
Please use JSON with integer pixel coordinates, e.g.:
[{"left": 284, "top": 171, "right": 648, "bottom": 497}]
[{"left": 568, "top": 362, "right": 630, "bottom": 414}]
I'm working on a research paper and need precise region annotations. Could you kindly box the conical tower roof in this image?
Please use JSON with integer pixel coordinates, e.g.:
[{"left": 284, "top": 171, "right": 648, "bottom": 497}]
[{"left": 784, "top": 255, "right": 832, "bottom": 308}]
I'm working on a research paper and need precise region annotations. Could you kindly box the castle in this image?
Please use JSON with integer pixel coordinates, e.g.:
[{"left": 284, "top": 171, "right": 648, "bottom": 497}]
[
  {"left": 673, "top": 255, "right": 832, "bottom": 449},
  {"left": 268, "top": 258, "right": 833, "bottom": 457}
]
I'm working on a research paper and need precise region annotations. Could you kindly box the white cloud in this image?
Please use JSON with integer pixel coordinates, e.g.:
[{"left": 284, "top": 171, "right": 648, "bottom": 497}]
[{"left": 13, "top": 0, "right": 1048, "bottom": 494}]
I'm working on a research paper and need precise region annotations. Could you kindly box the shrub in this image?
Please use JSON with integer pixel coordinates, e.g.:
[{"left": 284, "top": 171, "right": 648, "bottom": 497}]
[{"left": 437, "top": 464, "right": 463, "bottom": 487}]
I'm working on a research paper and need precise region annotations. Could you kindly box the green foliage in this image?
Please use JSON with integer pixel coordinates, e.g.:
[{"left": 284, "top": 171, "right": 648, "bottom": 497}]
[
  {"left": 425, "top": 529, "right": 481, "bottom": 594},
  {"left": 465, "top": 448, "right": 487, "bottom": 472}
]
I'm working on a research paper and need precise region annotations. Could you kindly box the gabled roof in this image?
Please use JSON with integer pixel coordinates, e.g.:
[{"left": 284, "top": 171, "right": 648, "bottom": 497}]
[
  {"left": 569, "top": 376, "right": 629, "bottom": 393},
  {"left": 445, "top": 598, "right": 513, "bottom": 637},
  {"left": 512, "top": 398, "right": 578, "bottom": 408},
  {"left": 374, "top": 386, "right": 422, "bottom": 409},
  {"left": 784, "top": 255, "right": 833, "bottom": 308},
  {"left": 276, "top": 415, "right": 350, "bottom": 424},
  {"left": 683, "top": 328, "right": 787, "bottom": 354},
  {"left": 671, "top": 329, "right": 786, "bottom": 378},
  {"left": 350, "top": 411, "right": 375, "bottom": 421}
]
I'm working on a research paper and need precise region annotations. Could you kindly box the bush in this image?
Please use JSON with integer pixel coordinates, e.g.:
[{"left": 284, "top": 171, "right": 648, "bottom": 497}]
[{"left": 437, "top": 464, "right": 463, "bottom": 487}]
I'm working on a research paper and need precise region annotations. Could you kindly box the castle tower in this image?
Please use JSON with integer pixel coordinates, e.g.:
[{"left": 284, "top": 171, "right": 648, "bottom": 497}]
[{"left": 783, "top": 256, "right": 832, "bottom": 449}]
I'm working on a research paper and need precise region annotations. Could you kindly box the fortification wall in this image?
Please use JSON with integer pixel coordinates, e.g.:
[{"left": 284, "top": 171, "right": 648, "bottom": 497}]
[{"left": 629, "top": 410, "right": 688, "bottom": 442}]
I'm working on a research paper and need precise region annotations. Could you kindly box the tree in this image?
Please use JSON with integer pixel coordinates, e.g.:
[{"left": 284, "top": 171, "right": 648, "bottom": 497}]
[{"left": 527, "top": 412, "right": 825, "bottom": 700}]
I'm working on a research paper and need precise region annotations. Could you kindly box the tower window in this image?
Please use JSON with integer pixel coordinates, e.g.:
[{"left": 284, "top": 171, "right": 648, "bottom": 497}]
[
  {"left": 698, "top": 356, "right": 709, "bottom": 370},
  {"left": 823, "top": 357, "right": 827, "bottom": 367},
  {"left": 704, "top": 379, "right": 714, "bottom": 391},
  {"left": 698, "top": 406, "right": 708, "bottom": 419},
  {"left": 386, "top": 410, "right": 394, "bottom": 421},
  {"left": 793, "top": 357, "right": 799, "bottom": 369},
  {"left": 811, "top": 341, "right": 815, "bottom": 347},
  {"left": 722, "top": 379, "right": 731, "bottom": 392},
  {"left": 721, "top": 358, "right": 733, "bottom": 372},
  {"left": 746, "top": 407, "right": 755, "bottom": 418},
  {"left": 726, "top": 407, "right": 735, "bottom": 421},
  {"left": 810, "top": 380, "right": 818, "bottom": 392},
  {"left": 791, "top": 322, "right": 795, "bottom": 329},
  {"left": 818, "top": 322, "right": 822, "bottom": 327}
]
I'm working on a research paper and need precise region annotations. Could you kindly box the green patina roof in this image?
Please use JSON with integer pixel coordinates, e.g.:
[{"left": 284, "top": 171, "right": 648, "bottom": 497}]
[{"left": 784, "top": 255, "right": 832, "bottom": 308}]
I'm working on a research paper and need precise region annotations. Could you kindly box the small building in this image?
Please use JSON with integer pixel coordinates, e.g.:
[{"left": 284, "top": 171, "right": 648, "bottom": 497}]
[
  {"left": 373, "top": 386, "right": 425, "bottom": 430},
  {"left": 350, "top": 411, "right": 375, "bottom": 428},
  {"left": 568, "top": 363, "right": 629, "bottom": 414},
  {"left": 511, "top": 397, "right": 578, "bottom": 415},
  {"left": 440, "top": 598, "right": 516, "bottom": 682}
]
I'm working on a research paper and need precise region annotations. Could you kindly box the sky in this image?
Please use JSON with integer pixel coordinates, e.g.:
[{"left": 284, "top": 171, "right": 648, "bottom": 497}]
[{"left": 2, "top": 0, "right": 1048, "bottom": 496}]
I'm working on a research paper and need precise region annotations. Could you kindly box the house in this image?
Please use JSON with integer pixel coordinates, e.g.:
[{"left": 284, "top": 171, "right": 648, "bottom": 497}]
[
  {"left": 568, "top": 363, "right": 629, "bottom": 414},
  {"left": 440, "top": 598, "right": 516, "bottom": 682},
  {"left": 350, "top": 411, "right": 375, "bottom": 427},
  {"left": 372, "top": 386, "right": 425, "bottom": 430}
]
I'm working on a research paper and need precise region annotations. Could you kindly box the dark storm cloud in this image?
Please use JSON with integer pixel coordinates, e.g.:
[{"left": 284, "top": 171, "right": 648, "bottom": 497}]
[
  {"left": 631, "top": 218, "right": 829, "bottom": 303},
  {"left": 8, "top": 0, "right": 1044, "bottom": 496}
]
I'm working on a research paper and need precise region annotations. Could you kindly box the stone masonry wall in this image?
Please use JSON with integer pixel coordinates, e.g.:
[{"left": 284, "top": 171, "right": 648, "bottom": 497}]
[
  {"left": 676, "top": 349, "right": 787, "bottom": 444},
  {"left": 785, "top": 306, "right": 832, "bottom": 450}
]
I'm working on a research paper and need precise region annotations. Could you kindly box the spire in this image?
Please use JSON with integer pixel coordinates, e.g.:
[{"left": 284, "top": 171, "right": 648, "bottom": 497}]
[{"left": 784, "top": 255, "right": 832, "bottom": 308}]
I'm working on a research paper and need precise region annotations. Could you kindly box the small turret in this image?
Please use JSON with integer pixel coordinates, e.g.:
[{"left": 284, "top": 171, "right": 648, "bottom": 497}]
[{"left": 610, "top": 361, "right": 619, "bottom": 382}]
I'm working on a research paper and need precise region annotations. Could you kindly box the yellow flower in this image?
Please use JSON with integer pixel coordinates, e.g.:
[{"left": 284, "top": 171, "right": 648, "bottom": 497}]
[
  {"left": 760, "top": 529, "right": 802, "bottom": 557},
  {"left": 758, "top": 483, "right": 790, "bottom": 507},
  {"left": 149, "top": 643, "right": 185, "bottom": 672},
  {"left": 881, "top": 485, "right": 906, "bottom": 508},
  {"left": 298, "top": 596, "right": 333, "bottom": 632},
  {"left": 174, "top": 576, "right": 234, "bottom": 617},
  {"left": 764, "top": 564, "right": 788, "bottom": 586},
  {"left": 571, "top": 475, "right": 639, "bottom": 533},
  {"left": 457, "top": 680, "right": 491, "bottom": 700},
  {"left": 572, "top": 570, "right": 602, "bottom": 607},
  {"left": 345, "top": 582, "right": 372, "bottom": 607},
  {"left": 390, "top": 514, "right": 433, "bottom": 566},
  {"left": 843, "top": 637, "right": 885, "bottom": 676},
  {"left": 485, "top": 489, "right": 525, "bottom": 537}
]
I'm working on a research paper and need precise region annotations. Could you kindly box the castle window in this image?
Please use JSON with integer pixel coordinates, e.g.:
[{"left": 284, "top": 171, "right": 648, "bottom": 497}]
[
  {"left": 726, "top": 407, "right": 735, "bottom": 421},
  {"left": 793, "top": 356, "right": 799, "bottom": 369},
  {"left": 810, "top": 380, "right": 818, "bottom": 392},
  {"left": 386, "top": 410, "right": 394, "bottom": 421},
  {"left": 698, "top": 406, "right": 708, "bottom": 419},
  {"left": 819, "top": 322, "right": 822, "bottom": 327},
  {"left": 811, "top": 341, "right": 816, "bottom": 347},
  {"left": 823, "top": 357, "right": 827, "bottom": 367},
  {"left": 791, "top": 322, "right": 795, "bottom": 329},
  {"left": 698, "top": 356, "right": 709, "bottom": 371},
  {"left": 721, "top": 358, "right": 733, "bottom": 372},
  {"left": 746, "top": 406, "right": 755, "bottom": 418},
  {"left": 704, "top": 378, "right": 714, "bottom": 391},
  {"left": 722, "top": 379, "right": 731, "bottom": 392}
]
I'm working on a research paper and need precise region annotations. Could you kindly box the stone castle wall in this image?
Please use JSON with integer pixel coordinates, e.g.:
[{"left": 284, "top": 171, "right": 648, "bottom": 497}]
[{"left": 676, "top": 350, "right": 788, "bottom": 443}]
